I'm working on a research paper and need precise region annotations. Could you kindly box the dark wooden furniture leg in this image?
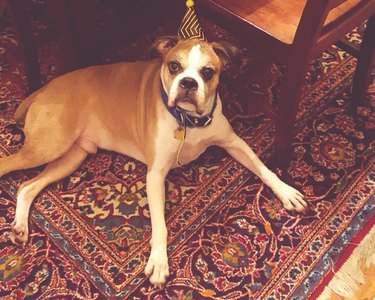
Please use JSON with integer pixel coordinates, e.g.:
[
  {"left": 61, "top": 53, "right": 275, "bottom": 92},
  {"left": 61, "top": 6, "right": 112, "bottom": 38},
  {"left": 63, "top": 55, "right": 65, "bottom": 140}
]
[
  {"left": 351, "top": 14, "right": 375, "bottom": 104},
  {"left": 49, "top": 0, "right": 80, "bottom": 72},
  {"left": 7, "top": 0, "right": 42, "bottom": 93},
  {"left": 274, "top": 58, "right": 310, "bottom": 170},
  {"left": 274, "top": 1, "right": 330, "bottom": 170}
]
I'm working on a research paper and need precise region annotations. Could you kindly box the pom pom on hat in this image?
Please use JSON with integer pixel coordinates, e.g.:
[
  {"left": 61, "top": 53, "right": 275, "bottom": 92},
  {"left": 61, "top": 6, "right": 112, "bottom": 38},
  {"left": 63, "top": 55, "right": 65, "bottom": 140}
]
[{"left": 186, "top": 0, "right": 194, "bottom": 8}]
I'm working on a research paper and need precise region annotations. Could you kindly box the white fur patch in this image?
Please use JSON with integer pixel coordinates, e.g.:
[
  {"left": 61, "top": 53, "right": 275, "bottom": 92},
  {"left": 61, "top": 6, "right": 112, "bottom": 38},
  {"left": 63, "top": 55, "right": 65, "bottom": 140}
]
[
  {"left": 16, "top": 182, "right": 38, "bottom": 220},
  {"left": 168, "top": 44, "right": 206, "bottom": 109},
  {"left": 188, "top": 44, "right": 202, "bottom": 68}
]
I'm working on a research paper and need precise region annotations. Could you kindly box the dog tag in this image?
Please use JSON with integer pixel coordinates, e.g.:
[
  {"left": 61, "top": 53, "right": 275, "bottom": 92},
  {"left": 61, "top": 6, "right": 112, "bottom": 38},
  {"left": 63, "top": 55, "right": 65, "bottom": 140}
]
[{"left": 174, "top": 127, "right": 185, "bottom": 141}]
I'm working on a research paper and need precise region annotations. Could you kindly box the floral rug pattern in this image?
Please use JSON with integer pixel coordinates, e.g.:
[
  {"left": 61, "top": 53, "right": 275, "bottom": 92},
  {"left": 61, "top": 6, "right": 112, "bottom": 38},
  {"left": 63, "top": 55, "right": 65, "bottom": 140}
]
[{"left": 0, "top": 2, "right": 374, "bottom": 299}]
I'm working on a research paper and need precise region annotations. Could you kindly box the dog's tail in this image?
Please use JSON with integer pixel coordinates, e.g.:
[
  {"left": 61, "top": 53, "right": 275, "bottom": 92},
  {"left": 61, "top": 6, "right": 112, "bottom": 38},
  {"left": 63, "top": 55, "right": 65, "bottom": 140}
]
[{"left": 14, "top": 93, "right": 37, "bottom": 124}]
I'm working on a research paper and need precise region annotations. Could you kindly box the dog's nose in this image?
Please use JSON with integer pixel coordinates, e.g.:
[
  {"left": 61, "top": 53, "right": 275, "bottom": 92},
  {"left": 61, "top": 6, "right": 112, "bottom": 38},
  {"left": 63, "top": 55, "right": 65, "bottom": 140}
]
[{"left": 179, "top": 77, "right": 198, "bottom": 90}]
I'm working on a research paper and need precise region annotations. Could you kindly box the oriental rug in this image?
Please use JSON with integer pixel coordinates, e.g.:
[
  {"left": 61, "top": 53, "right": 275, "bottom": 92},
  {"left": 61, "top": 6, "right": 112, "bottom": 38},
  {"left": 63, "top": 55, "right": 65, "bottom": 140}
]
[{"left": 0, "top": 2, "right": 374, "bottom": 300}]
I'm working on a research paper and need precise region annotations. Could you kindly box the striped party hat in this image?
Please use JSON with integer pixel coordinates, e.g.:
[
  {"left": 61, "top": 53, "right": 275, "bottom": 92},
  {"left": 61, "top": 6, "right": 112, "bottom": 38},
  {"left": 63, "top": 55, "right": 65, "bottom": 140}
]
[{"left": 178, "top": 0, "right": 207, "bottom": 41}]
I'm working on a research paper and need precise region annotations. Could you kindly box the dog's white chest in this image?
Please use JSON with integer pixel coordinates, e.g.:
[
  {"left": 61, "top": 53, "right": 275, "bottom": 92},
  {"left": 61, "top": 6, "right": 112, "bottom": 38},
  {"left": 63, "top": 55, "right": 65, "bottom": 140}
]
[
  {"left": 175, "top": 137, "right": 208, "bottom": 166},
  {"left": 171, "top": 123, "right": 221, "bottom": 167}
]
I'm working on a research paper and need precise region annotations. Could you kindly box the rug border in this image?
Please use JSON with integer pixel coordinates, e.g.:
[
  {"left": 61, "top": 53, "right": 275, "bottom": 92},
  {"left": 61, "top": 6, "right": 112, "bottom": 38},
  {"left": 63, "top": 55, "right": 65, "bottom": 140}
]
[{"left": 309, "top": 213, "right": 375, "bottom": 300}]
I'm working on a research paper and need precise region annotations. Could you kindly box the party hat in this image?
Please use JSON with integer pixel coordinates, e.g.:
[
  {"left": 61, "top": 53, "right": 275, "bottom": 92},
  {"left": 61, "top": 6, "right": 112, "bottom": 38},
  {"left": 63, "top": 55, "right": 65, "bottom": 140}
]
[{"left": 178, "top": 0, "right": 207, "bottom": 41}]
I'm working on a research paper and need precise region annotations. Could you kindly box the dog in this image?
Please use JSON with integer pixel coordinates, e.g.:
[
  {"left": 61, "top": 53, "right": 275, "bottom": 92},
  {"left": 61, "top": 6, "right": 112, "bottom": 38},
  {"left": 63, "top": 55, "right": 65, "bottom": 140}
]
[{"left": 2, "top": 36, "right": 306, "bottom": 287}]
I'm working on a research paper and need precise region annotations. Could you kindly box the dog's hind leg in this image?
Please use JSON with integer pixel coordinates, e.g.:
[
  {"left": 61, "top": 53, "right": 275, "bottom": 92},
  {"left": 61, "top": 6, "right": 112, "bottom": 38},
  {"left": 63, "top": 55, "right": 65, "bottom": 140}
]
[
  {"left": 9, "top": 143, "right": 88, "bottom": 246},
  {"left": 0, "top": 102, "right": 80, "bottom": 177}
]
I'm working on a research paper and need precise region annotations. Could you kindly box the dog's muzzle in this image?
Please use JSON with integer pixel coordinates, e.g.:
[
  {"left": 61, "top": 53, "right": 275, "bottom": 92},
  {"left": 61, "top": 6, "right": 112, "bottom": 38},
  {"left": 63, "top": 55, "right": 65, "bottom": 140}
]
[{"left": 176, "top": 77, "right": 202, "bottom": 113}]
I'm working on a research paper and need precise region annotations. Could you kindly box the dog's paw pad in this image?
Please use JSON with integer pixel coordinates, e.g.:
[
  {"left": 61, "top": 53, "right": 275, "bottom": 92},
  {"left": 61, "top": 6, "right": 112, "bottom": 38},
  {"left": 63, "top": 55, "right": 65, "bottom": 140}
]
[
  {"left": 145, "top": 249, "right": 169, "bottom": 288},
  {"left": 9, "top": 221, "right": 29, "bottom": 246},
  {"left": 273, "top": 183, "right": 307, "bottom": 213}
]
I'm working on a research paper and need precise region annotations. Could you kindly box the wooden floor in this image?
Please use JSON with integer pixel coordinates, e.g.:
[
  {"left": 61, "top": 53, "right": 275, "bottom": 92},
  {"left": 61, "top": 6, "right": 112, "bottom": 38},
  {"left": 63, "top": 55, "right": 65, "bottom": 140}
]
[
  {"left": 319, "top": 227, "right": 375, "bottom": 300},
  {"left": 329, "top": 263, "right": 375, "bottom": 300}
]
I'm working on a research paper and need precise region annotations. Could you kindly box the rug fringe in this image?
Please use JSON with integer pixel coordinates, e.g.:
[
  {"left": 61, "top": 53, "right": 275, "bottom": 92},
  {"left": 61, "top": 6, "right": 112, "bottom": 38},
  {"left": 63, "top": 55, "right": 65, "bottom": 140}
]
[{"left": 318, "top": 225, "right": 375, "bottom": 299}]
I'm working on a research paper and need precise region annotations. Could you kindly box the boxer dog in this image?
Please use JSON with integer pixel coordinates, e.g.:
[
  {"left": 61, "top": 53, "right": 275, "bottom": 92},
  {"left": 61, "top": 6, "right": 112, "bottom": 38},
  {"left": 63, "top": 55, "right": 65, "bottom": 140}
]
[{"left": 3, "top": 36, "right": 306, "bottom": 287}]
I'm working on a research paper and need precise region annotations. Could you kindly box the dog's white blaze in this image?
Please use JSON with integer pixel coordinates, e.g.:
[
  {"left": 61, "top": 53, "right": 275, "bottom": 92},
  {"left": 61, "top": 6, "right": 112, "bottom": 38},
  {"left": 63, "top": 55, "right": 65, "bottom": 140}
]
[{"left": 188, "top": 44, "right": 202, "bottom": 68}]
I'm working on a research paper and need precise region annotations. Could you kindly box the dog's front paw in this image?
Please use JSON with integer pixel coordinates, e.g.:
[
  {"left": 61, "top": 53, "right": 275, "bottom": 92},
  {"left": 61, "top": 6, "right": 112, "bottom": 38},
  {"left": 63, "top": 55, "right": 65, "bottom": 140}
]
[
  {"left": 145, "top": 246, "right": 169, "bottom": 288},
  {"left": 9, "top": 219, "right": 29, "bottom": 246},
  {"left": 272, "top": 180, "right": 307, "bottom": 212}
]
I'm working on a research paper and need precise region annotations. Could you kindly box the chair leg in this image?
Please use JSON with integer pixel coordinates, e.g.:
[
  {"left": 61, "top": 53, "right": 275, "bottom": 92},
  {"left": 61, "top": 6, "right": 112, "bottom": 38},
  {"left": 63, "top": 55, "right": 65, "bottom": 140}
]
[
  {"left": 67, "top": 0, "right": 100, "bottom": 67},
  {"left": 49, "top": 0, "right": 80, "bottom": 72},
  {"left": 274, "top": 59, "right": 310, "bottom": 170},
  {"left": 351, "top": 14, "right": 375, "bottom": 104},
  {"left": 7, "top": 0, "right": 42, "bottom": 93}
]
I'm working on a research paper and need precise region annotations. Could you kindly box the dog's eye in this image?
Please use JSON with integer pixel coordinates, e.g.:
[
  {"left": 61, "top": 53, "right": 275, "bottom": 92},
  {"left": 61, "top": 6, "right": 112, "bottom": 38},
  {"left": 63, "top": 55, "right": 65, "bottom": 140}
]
[
  {"left": 168, "top": 61, "right": 181, "bottom": 74},
  {"left": 202, "top": 67, "right": 214, "bottom": 81}
]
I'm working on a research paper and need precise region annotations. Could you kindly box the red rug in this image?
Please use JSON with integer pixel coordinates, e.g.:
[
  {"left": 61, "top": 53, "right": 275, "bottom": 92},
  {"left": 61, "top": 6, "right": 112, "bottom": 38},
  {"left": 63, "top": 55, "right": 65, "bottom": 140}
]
[{"left": 0, "top": 2, "right": 374, "bottom": 299}]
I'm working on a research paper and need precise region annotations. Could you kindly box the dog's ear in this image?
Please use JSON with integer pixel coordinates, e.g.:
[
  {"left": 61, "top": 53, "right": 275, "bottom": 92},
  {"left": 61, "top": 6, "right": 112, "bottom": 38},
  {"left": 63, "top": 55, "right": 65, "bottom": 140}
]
[
  {"left": 148, "top": 36, "right": 180, "bottom": 59},
  {"left": 211, "top": 41, "right": 242, "bottom": 71}
]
